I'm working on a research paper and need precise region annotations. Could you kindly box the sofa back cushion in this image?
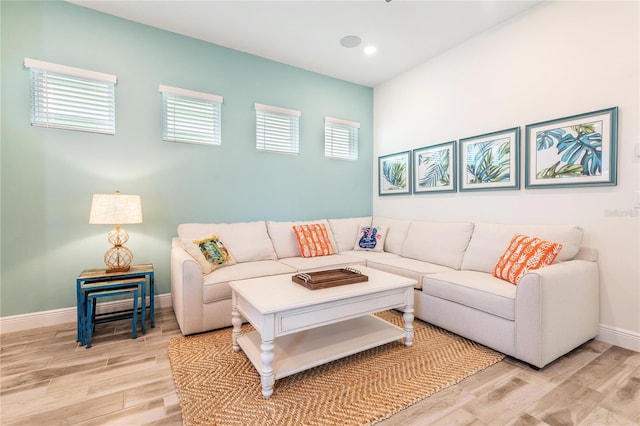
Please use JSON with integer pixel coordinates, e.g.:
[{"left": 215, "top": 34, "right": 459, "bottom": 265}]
[
  {"left": 328, "top": 216, "right": 372, "bottom": 252},
  {"left": 372, "top": 217, "right": 411, "bottom": 255},
  {"left": 177, "top": 221, "right": 277, "bottom": 263},
  {"left": 267, "top": 219, "right": 338, "bottom": 259},
  {"left": 401, "top": 221, "right": 474, "bottom": 269},
  {"left": 462, "top": 223, "right": 583, "bottom": 273}
]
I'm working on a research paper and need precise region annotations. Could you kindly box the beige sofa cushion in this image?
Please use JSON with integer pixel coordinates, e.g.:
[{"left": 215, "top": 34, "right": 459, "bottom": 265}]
[
  {"left": 462, "top": 223, "right": 583, "bottom": 273},
  {"left": 343, "top": 250, "right": 455, "bottom": 289},
  {"left": 371, "top": 217, "right": 410, "bottom": 255},
  {"left": 422, "top": 270, "right": 517, "bottom": 320},
  {"left": 277, "top": 253, "right": 365, "bottom": 272},
  {"left": 328, "top": 216, "right": 372, "bottom": 252},
  {"left": 267, "top": 219, "right": 338, "bottom": 259},
  {"left": 177, "top": 221, "right": 277, "bottom": 263},
  {"left": 202, "top": 260, "right": 297, "bottom": 303},
  {"left": 402, "top": 221, "right": 474, "bottom": 269}
]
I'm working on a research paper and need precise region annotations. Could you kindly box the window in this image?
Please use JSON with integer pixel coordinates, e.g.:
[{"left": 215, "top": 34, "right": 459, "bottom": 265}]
[
  {"left": 160, "top": 85, "right": 223, "bottom": 146},
  {"left": 325, "top": 117, "right": 360, "bottom": 160},
  {"left": 25, "top": 58, "right": 117, "bottom": 134},
  {"left": 255, "top": 103, "right": 300, "bottom": 154}
]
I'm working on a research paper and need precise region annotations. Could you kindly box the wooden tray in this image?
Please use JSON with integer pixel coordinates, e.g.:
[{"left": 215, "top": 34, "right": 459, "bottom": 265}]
[{"left": 292, "top": 267, "right": 368, "bottom": 290}]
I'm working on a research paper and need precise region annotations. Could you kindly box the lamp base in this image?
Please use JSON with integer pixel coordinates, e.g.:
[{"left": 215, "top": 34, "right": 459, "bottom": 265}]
[{"left": 104, "top": 245, "right": 133, "bottom": 272}]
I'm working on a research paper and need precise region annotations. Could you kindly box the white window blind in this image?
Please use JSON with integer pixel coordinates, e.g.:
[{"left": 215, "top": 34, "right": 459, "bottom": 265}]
[
  {"left": 160, "top": 85, "right": 223, "bottom": 146},
  {"left": 324, "top": 117, "right": 360, "bottom": 160},
  {"left": 255, "top": 103, "right": 300, "bottom": 154},
  {"left": 25, "top": 58, "right": 117, "bottom": 135}
]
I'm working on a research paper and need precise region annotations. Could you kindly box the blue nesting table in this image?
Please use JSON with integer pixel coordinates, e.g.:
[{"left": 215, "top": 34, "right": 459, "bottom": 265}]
[{"left": 76, "top": 263, "right": 155, "bottom": 346}]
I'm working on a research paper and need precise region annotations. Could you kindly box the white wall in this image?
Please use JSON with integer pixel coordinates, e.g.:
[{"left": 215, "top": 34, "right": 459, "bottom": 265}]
[{"left": 373, "top": 1, "right": 640, "bottom": 340}]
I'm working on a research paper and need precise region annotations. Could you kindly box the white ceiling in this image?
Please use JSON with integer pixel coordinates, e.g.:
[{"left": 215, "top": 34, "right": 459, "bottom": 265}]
[{"left": 68, "top": 0, "right": 542, "bottom": 87}]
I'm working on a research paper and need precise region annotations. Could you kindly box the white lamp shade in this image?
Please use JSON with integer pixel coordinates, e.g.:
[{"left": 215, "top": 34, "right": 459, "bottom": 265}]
[{"left": 89, "top": 193, "right": 143, "bottom": 225}]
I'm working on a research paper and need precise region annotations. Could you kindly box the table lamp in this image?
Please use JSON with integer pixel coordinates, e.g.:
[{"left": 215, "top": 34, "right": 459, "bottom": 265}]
[{"left": 89, "top": 191, "right": 143, "bottom": 272}]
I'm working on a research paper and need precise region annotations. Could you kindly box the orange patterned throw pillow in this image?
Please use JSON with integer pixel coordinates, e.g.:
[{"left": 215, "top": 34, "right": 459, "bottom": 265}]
[
  {"left": 493, "top": 234, "right": 562, "bottom": 285},
  {"left": 292, "top": 223, "right": 335, "bottom": 258}
]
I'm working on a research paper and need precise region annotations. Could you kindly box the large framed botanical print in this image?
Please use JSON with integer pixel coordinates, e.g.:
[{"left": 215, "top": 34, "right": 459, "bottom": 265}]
[
  {"left": 525, "top": 107, "right": 618, "bottom": 188},
  {"left": 412, "top": 141, "right": 456, "bottom": 194},
  {"left": 378, "top": 151, "right": 411, "bottom": 196},
  {"left": 459, "top": 127, "right": 520, "bottom": 192}
]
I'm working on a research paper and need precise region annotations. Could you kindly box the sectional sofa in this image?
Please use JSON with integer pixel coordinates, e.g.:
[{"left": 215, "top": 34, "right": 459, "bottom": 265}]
[{"left": 170, "top": 216, "right": 599, "bottom": 368}]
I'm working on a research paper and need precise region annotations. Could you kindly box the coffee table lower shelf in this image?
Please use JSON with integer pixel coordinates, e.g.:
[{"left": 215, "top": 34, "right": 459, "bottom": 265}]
[{"left": 236, "top": 314, "right": 405, "bottom": 381}]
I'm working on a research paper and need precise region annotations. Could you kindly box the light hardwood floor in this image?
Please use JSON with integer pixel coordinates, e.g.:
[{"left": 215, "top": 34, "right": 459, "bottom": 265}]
[{"left": 1, "top": 307, "right": 638, "bottom": 425}]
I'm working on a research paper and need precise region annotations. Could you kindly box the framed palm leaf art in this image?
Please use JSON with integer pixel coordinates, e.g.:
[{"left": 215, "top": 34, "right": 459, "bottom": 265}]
[
  {"left": 378, "top": 151, "right": 411, "bottom": 196},
  {"left": 459, "top": 127, "right": 520, "bottom": 192},
  {"left": 412, "top": 141, "right": 456, "bottom": 194},
  {"left": 525, "top": 107, "right": 618, "bottom": 188}
]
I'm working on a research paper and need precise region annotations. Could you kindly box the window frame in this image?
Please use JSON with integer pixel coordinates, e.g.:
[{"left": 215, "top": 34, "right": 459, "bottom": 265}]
[
  {"left": 324, "top": 117, "right": 360, "bottom": 161},
  {"left": 255, "top": 103, "right": 301, "bottom": 155},
  {"left": 25, "top": 58, "right": 117, "bottom": 135},
  {"left": 160, "top": 84, "right": 224, "bottom": 146}
]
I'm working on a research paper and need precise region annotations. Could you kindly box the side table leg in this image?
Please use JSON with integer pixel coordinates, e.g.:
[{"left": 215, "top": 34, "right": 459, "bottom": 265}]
[
  {"left": 139, "top": 282, "right": 146, "bottom": 334},
  {"left": 86, "top": 297, "right": 94, "bottom": 349},
  {"left": 77, "top": 280, "right": 85, "bottom": 344},
  {"left": 260, "top": 339, "right": 275, "bottom": 399},
  {"left": 403, "top": 304, "right": 414, "bottom": 348},
  {"left": 231, "top": 307, "right": 242, "bottom": 352},
  {"left": 77, "top": 291, "right": 85, "bottom": 345},
  {"left": 149, "top": 273, "right": 155, "bottom": 328}
]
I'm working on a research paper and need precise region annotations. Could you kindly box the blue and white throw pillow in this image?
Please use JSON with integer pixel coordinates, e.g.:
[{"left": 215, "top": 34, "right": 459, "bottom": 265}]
[{"left": 353, "top": 225, "right": 387, "bottom": 252}]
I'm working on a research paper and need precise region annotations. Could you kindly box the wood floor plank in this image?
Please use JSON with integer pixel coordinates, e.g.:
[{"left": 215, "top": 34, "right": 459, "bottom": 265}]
[
  {"left": 377, "top": 384, "right": 475, "bottom": 425},
  {"left": 1, "top": 307, "right": 638, "bottom": 426},
  {"left": 0, "top": 382, "right": 51, "bottom": 419},
  {"left": 580, "top": 406, "right": 638, "bottom": 426},
  {"left": 528, "top": 379, "right": 606, "bottom": 425},
  {"left": 504, "top": 412, "right": 545, "bottom": 426},
  {"left": 123, "top": 377, "right": 178, "bottom": 408},
  {"left": 2, "top": 391, "right": 125, "bottom": 426},
  {"left": 76, "top": 397, "right": 169, "bottom": 426},
  {"left": 599, "top": 367, "right": 640, "bottom": 423},
  {"left": 430, "top": 406, "right": 481, "bottom": 425},
  {"left": 463, "top": 376, "right": 548, "bottom": 425}
]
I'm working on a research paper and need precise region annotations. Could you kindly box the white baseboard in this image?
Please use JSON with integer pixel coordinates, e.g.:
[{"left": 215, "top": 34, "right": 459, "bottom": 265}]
[
  {"left": 597, "top": 324, "right": 640, "bottom": 353},
  {"left": 0, "top": 293, "right": 173, "bottom": 335}
]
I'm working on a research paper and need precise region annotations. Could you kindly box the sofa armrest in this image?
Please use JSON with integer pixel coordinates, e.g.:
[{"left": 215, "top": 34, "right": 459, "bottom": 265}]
[
  {"left": 171, "top": 237, "right": 205, "bottom": 335},
  {"left": 514, "top": 259, "right": 599, "bottom": 368}
]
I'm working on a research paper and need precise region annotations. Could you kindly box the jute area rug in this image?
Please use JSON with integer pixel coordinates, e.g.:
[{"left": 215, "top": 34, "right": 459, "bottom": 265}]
[{"left": 168, "top": 311, "right": 504, "bottom": 426}]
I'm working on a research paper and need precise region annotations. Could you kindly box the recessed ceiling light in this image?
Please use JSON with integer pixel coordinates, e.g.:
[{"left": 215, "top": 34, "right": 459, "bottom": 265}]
[
  {"left": 364, "top": 45, "right": 377, "bottom": 55},
  {"left": 340, "top": 35, "right": 361, "bottom": 48}
]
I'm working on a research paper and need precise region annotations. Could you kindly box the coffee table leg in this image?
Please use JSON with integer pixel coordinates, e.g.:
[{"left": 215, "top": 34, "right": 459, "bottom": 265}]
[
  {"left": 260, "top": 339, "right": 275, "bottom": 398},
  {"left": 403, "top": 304, "right": 414, "bottom": 347},
  {"left": 232, "top": 307, "right": 242, "bottom": 352}
]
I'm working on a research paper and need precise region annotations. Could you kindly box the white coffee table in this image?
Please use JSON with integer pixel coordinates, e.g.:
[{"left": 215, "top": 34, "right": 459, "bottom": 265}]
[{"left": 230, "top": 265, "right": 416, "bottom": 398}]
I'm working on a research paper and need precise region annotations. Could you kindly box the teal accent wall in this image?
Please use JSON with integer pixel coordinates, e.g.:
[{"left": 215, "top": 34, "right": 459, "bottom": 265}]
[{"left": 0, "top": 1, "right": 373, "bottom": 316}]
